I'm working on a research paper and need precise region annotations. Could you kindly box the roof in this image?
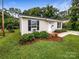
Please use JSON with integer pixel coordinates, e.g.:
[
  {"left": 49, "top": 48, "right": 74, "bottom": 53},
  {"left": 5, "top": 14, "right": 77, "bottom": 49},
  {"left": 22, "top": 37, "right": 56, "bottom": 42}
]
[{"left": 20, "top": 16, "right": 69, "bottom": 22}]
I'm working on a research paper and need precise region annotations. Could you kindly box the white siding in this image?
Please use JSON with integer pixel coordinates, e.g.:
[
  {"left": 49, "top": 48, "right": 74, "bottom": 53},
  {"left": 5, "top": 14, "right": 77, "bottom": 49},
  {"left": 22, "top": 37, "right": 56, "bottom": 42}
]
[
  {"left": 20, "top": 18, "right": 63, "bottom": 35},
  {"left": 39, "top": 20, "right": 48, "bottom": 32},
  {"left": 20, "top": 18, "right": 49, "bottom": 35},
  {"left": 20, "top": 18, "right": 28, "bottom": 35}
]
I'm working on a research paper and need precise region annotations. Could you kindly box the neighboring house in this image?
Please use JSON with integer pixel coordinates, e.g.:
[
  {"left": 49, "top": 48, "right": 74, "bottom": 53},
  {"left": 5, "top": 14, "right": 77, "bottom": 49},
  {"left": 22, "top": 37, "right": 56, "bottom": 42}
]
[{"left": 20, "top": 16, "right": 64, "bottom": 35}]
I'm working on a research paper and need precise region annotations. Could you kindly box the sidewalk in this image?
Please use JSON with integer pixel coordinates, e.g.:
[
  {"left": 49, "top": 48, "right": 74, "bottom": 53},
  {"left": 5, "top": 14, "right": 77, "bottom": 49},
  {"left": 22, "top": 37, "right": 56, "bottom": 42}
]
[{"left": 58, "top": 31, "right": 79, "bottom": 37}]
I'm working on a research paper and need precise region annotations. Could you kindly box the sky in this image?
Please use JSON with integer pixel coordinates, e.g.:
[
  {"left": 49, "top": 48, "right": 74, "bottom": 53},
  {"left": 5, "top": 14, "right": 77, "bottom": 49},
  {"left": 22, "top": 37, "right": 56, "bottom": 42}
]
[{"left": 0, "top": 0, "right": 72, "bottom": 11}]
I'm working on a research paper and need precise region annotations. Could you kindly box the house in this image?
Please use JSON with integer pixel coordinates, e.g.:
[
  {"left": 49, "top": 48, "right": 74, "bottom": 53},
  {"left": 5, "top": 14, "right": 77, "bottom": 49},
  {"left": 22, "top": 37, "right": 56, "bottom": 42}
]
[{"left": 20, "top": 16, "right": 64, "bottom": 35}]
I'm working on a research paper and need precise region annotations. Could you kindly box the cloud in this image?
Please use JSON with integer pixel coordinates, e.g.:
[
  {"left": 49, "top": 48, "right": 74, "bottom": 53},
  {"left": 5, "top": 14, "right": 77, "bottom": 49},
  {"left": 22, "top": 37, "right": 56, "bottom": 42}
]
[{"left": 53, "top": 0, "right": 71, "bottom": 11}]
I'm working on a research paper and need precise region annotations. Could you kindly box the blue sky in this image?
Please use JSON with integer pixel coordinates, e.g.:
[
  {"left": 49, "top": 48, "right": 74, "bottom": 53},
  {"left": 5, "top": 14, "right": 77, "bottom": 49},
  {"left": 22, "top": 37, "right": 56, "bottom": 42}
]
[{"left": 0, "top": 0, "right": 72, "bottom": 11}]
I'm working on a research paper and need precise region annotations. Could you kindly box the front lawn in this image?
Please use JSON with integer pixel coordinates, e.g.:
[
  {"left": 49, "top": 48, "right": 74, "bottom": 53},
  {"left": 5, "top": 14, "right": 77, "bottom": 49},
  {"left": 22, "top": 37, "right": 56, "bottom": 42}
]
[{"left": 0, "top": 30, "right": 79, "bottom": 59}]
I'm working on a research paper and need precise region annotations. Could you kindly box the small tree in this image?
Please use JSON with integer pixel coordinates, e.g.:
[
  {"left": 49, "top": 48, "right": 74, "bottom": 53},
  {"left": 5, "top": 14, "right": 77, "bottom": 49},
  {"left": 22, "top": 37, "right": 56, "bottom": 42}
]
[
  {"left": 7, "top": 19, "right": 14, "bottom": 32},
  {"left": 67, "top": 0, "right": 79, "bottom": 30}
]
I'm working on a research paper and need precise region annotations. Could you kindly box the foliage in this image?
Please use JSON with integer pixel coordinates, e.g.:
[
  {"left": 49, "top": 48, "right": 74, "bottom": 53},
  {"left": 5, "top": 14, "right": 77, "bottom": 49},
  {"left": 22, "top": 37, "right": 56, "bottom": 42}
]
[
  {"left": 68, "top": 0, "right": 79, "bottom": 21},
  {"left": 0, "top": 9, "right": 10, "bottom": 27},
  {"left": 32, "top": 32, "right": 40, "bottom": 38},
  {"left": 23, "top": 7, "right": 41, "bottom": 17},
  {"left": 7, "top": 23, "right": 14, "bottom": 32},
  {"left": 23, "top": 5, "right": 59, "bottom": 19},
  {"left": 58, "top": 11, "right": 68, "bottom": 20},
  {"left": 64, "top": 21, "right": 79, "bottom": 31},
  {"left": 0, "top": 8, "right": 10, "bottom": 18},
  {"left": 0, "top": 8, "right": 20, "bottom": 29},
  {"left": 54, "top": 29, "right": 67, "bottom": 33},
  {"left": 41, "top": 5, "right": 59, "bottom": 18},
  {"left": 40, "top": 31, "right": 49, "bottom": 38},
  {"left": 66, "top": 0, "right": 79, "bottom": 30},
  {"left": 8, "top": 8, "right": 21, "bottom": 29},
  {"left": 0, "top": 17, "right": 19, "bottom": 29},
  {"left": 21, "top": 31, "right": 49, "bottom": 42},
  {"left": 76, "top": 21, "right": 79, "bottom": 30},
  {"left": 32, "top": 31, "right": 49, "bottom": 39},
  {"left": 63, "top": 22, "right": 72, "bottom": 30},
  {"left": 13, "top": 19, "right": 19, "bottom": 29},
  {"left": 9, "top": 8, "right": 21, "bottom": 17},
  {"left": 21, "top": 34, "right": 34, "bottom": 41},
  {"left": 0, "top": 16, "right": 1, "bottom": 28}
]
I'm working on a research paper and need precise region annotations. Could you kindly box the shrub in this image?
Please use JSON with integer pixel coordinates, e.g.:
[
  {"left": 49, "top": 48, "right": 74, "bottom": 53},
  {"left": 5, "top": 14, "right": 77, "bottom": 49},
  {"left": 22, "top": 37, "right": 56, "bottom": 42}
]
[
  {"left": 63, "top": 21, "right": 73, "bottom": 30},
  {"left": 40, "top": 31, "right": 49, "bottom": 38},
  {"left": 21, "top": 34, "right": 34, "bottom": 41},
  {"left": 75, "top": 21, "right": 79, "bottom": 31},
  {"left": 64, "top": 21, "right": 79, "bottom": 31},
  {"left": 20, "top": 31, "right": 49, "bottom": 44},
  {"left": 54, "top": 29, "right": 67, "bottom": 33},
  {"left": 32, "top": 32, "right": 40, "bottom": 38},
  {"left": 7, "top": 23, "right": 14, "bottom": 32},
  {"left": 13, "top": 26, "right": 19, "bottom": 29}
]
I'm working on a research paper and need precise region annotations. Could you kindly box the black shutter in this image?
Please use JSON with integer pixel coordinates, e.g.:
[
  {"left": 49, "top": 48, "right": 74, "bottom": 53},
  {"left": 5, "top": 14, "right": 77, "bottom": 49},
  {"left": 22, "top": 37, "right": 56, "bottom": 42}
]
[
  {"left": 28, "top": 20, "right": 31, "bottom": 31},
  {"left": 37, "top": 20, "right": 39, "bottom": 30}
]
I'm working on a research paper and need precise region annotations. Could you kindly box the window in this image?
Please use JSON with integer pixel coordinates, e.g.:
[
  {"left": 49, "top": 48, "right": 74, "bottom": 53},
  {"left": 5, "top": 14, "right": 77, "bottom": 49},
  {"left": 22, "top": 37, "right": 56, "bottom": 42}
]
[
  {"left": 31, "top": 20, "right": 37, "bottom": 28},
  {"left": 28, "top": 20, "right": 39, "bottom": 31},
  {"left": 57, "top": 22, "right": 61, "bottom": 28},
  {"left": 51, "top": 25, "right": 54, "bottom": 29}
]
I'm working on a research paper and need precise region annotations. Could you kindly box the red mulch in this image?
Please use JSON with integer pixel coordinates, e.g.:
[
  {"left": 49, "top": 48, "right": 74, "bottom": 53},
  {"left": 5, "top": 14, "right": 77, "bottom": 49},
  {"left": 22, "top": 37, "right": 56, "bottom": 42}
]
[{"left": 48, "top": 33, "right": 63, "bottom": 41}]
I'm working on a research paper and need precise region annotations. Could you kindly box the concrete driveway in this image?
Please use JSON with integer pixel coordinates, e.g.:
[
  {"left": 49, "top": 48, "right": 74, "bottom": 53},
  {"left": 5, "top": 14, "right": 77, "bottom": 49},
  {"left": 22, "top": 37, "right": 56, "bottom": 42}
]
[{"left": 58, "top": 31, "right": 79, "bottom": 37}]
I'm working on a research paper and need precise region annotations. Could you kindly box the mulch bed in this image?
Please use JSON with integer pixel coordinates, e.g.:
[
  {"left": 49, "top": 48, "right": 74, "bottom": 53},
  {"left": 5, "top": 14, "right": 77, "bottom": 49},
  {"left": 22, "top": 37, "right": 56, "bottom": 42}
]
[
  {"left": 19, "top": 34, "right": 63, "bottom": 45},
  {"left": 48, "top": 33, "right": 63, "bottom": 41},
  {"left": 48, "top": 37, "right": 63, "bottom": 41},
  {"left": 19, "top": 32, "right": 63, "bottom": 45}
]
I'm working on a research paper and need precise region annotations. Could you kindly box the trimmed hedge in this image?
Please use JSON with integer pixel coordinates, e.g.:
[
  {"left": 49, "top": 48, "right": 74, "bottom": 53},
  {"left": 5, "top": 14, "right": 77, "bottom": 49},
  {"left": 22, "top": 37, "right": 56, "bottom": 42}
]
[
  {"left": 32, "top": 32, "right": 40, "bottom": 38},
  {"left": 21, "top": 31, "right": 49, "bottom": 42},
  {"left": 54, "top": 29, "right": 67, "bottom": 33},
  {"left": 21, "top": 33, "right": 34, "bottom": 41},
  {"left": 40, "top": 31, "right": 49, "bottom": 38}
]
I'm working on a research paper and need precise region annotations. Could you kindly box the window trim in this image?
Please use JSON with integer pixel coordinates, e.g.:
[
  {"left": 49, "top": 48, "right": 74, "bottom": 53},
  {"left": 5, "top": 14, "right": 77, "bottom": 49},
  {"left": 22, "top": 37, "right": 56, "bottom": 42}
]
[
  {"left": 31, "top": 20, "right": 38, "bottom": 28},
  {"left": 28, "top": 19, "right": 39, "bottom": 31},
  {"left": 57, "top": 22, "right": 61, "bottom": 28}
]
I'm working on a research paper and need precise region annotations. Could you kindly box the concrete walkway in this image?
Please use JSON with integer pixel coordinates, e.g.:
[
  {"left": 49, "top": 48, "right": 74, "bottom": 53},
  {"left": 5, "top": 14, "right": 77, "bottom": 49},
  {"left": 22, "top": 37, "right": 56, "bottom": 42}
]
[{"left": 58, "top": 31, "right": 79, "bottom": 37}]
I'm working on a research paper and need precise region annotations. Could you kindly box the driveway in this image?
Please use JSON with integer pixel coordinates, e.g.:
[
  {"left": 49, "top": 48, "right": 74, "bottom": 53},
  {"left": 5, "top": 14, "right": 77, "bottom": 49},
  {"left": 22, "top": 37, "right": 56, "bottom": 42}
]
[{"left": 58, "top": 31, "right": 79, "bottom": 37}]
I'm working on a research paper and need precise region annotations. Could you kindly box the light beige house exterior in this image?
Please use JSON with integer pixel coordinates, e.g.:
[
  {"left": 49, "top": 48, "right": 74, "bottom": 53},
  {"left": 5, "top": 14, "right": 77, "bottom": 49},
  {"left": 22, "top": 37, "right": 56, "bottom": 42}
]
[{"left": 20, "top": 16, "right": 64, "bottom": 35}]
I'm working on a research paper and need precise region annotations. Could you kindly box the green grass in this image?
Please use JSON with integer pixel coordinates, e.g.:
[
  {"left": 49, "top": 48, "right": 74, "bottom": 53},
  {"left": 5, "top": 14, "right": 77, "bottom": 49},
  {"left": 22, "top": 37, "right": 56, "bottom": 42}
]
[{"left": 0, "top": 30, "right": 79, "bottom": 59}]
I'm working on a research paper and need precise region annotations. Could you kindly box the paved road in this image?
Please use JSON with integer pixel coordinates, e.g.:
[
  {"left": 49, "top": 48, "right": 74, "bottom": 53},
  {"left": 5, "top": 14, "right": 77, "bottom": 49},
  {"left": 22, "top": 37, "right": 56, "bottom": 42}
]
[{"left": 58, "top": 31, "right": 79, "bottom": 37}]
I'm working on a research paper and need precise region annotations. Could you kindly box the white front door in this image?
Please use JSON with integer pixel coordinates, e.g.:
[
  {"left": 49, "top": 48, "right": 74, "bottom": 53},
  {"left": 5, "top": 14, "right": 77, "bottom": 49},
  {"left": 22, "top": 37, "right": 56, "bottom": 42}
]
[{"left": 48, "top": 22, "right": 57, "bottom": 33}]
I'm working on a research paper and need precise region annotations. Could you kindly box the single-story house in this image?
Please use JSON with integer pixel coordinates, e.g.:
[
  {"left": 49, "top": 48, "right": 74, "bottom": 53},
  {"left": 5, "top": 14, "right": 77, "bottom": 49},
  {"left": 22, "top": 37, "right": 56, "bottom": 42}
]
[{"left": 20, "top": 16, "right": 65, "bottom": 35}]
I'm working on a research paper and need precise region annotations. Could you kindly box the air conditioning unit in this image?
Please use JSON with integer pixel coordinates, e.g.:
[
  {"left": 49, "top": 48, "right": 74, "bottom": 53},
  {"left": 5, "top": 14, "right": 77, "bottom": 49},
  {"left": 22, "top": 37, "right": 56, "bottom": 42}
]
[{"left": 32, "top": 28, "right": 37, "bottom": 32}]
